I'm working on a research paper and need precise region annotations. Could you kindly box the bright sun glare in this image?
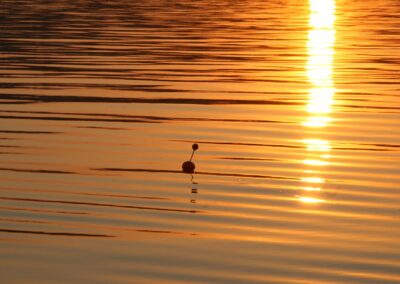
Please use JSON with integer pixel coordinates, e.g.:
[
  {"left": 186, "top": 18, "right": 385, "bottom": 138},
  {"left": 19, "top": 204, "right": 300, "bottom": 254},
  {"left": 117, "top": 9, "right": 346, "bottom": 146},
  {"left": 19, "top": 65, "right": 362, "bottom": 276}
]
[
  {"left": 304, "top": 0, "right": 336, "bottom": 128},
  {"left": 300, "top": 0, "right": 336, "bottom": 204}
]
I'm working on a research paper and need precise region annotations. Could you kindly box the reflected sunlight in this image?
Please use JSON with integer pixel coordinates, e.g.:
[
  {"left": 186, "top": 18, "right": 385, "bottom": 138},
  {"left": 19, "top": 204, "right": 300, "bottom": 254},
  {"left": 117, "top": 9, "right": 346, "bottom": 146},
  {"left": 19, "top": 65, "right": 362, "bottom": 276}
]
[
  {"left": 303, "top": 139, "right": 331, "bottom": 152},
  {"left": 303, "top": 159, "right": 328, "bottom": 166},
  {"left": 303, "top": 186, "right": 322, "bottom": 192},
  {"left": 302, "top": 116, "right": 332, "bottom": 127},
  {"left": 301, "top": 177, "right": 325, "bottom": 184},
  {"left": 298, "top": 196, "right": 325, "bottom": 204},
  {"left": 309, "top": 0, "right": 336, "bottom": 28},
  {"left": 300, "top": 0, "right": 336, "bottom": 204},
  {"left": 305, "top": 0, "right": 336, "bottom": 127}
]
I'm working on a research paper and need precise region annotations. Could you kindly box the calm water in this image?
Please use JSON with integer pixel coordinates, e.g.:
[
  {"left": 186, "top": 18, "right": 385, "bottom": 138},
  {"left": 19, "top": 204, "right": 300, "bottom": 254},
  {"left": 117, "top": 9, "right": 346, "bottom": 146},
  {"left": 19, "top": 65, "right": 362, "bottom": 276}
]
[{"left": 1, "top": 0, "right": 400, "bottom": 283}]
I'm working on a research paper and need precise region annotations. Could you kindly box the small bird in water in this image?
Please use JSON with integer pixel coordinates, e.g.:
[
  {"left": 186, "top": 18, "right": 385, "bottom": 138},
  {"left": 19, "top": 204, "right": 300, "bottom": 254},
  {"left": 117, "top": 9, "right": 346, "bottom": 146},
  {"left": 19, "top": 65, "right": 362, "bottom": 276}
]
[{"left": 182, "top": 143, "right": 199, "bottom": 173}]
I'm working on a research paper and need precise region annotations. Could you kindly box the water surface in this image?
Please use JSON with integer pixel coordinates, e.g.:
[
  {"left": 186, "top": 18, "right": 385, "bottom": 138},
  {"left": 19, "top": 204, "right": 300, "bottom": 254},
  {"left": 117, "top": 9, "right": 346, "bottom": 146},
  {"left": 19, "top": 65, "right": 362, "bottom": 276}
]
[{"left": 1, "top": 0, "right": 400, "bottom": 283}]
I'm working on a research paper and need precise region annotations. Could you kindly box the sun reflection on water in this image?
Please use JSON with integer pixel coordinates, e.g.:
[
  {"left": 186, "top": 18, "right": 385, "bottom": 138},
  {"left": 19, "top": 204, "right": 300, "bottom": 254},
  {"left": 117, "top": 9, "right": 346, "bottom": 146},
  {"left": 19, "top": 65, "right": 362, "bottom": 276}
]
[
  {"left": 298, "top": 196, "right": 325, "bottom": 204},
  {"left": 300, "top": 0, "right": 336, "bottom": 204}
]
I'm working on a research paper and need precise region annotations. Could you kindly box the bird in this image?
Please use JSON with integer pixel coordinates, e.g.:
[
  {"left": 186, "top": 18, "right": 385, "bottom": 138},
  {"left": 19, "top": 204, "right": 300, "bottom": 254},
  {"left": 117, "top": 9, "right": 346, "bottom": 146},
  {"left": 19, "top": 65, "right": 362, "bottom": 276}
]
[{"left": 182, "top": 143, "right": 199, "bottom": 173}]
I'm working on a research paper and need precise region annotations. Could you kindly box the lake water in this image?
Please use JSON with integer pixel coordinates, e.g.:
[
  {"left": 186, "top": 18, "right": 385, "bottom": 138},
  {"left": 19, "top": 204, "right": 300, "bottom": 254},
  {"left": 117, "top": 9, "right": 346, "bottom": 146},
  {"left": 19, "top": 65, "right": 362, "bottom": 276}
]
[{"left": 1, "top": 0, "right": 400, "bottom": 283}]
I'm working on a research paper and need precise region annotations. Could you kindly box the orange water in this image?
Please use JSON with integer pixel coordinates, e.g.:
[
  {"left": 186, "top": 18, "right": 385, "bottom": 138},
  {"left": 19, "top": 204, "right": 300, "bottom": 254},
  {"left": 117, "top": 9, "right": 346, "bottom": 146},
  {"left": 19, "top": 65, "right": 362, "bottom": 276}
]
[{"left": 1, "top": 0, "right": 399, "bottom": 283}]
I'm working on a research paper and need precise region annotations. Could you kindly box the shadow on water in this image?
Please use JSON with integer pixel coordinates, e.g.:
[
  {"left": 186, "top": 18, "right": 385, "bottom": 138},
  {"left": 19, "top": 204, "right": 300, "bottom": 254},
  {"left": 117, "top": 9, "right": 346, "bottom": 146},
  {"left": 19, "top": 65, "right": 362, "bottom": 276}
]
[
  {"left": 0, "top": 196, "right": 200, "bottom": 214},
  {"left": 0, "top": 93, "right": 299, "bottom": 106},
  {"left": 0, "top": 109, "right": 288, "bottom": 124},
  {"left": 0, "top": 228, "right": 114, "bottom": 238}
]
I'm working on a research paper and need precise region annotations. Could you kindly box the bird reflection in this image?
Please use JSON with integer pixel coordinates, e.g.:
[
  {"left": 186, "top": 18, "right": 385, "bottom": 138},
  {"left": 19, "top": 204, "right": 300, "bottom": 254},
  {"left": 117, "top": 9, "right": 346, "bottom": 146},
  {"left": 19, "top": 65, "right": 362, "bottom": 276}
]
[{"left": 299, "top": 0, "right": 336, "bottom": 204}]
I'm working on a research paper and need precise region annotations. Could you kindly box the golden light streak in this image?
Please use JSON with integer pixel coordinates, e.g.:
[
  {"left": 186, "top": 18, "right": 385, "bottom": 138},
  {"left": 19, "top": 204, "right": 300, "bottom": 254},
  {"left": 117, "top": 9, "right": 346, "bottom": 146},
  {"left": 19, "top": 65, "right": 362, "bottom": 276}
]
[
  {"left": 309, "top": 0, "right": 336, "bottom": 28},
  {"left": 301, "top": 177, "right": 325, "bottom": 184},
  {"left": 303, "top": 139, "right": 331, "bottom": 152},
  {"left": 306, "top": 87, "right": 334, "bottom": 114},
  {"left": 302, "top": 116, "right": 332, "bottom": 128},
  {"left": 303, "top": 186, "right": 322, "bottom": 192},
  {"left": 303, "top": 159, "right": 328, "bottom": 166},
  {"left": 298, "top": 196, "right": 325, "bottom": 204},
  {"left": 305, "top": 0, "right": 336, "bottom": 124},
  {"left": 299, "top": 0, "right": 336, "bottom": 205}
]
